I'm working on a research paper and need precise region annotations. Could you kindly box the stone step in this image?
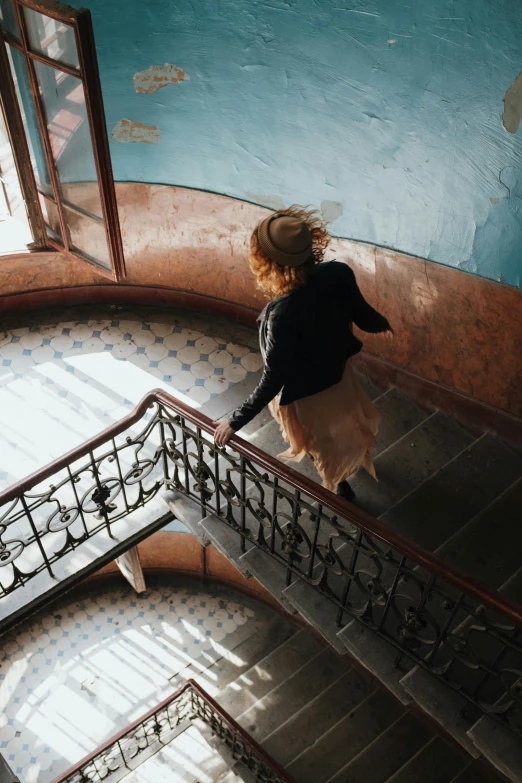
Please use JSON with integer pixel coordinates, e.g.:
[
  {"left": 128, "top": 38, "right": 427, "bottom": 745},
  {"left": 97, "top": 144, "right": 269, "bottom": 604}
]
[
  {"left": 228, "top": 762, "right": 259, "bottom": 783},
  {"left": 325, "top": 713, "right": 432, "bottom": 783},
  {"left": 236, "top": 646, "right": 348, "bottom": 743},
  {"left": 398, "top": 563, "right": 522, "bottom": 761},
  {"left": 380, "top": 434, "right": 522, "bottom": 552},
  {"left": 435, "top": 476, "right": 522, "bottom": 589},
  {"left": 170, "top": 614, "right": 298, "bottom": 693},
  {"left": 199, "top": 514, "right": 254, "bottom": 577},
  {"left": 373, "top": 388, "right": 431, "bottom": 457},
  {"left": 337, "top": 621, "right": 414, "bottom": 705},
  {"left": 238, "top": 547, "right": 298, "bottom": 613},
  {"left": 216, "top": 628, "right": 324, "bottom": 719},
  {"left": 399, "top": 667, "right": 479, "bottom": 758},
  {"left": 282, "top": 578, "right": 348, "bottom": 653},
  {"left": 349, "top": 412, "right": 475, "bottom": 518},
  {"left": 467, "top": 719, "right": 522, "bottom": 783},
  {"left": 163, "top": 489, "right": 209, "bottom": 544},
  {"left": 384, "top": 737, "right": 468, "bottom": 783},
  {"left": 285, "top": 689, "right": 403, "bottom": 783},
  {"left": 191, "top": 719, "right": 255, "bottom": 783},
  {"left": 219, "top": 770, "right": 249, "bottom": 783},
  {"left": 261, "top": 668, "right": 375, "bottom": 768},
  {"left": 447, "top": 764, "right": 497, "bottom": 783}
]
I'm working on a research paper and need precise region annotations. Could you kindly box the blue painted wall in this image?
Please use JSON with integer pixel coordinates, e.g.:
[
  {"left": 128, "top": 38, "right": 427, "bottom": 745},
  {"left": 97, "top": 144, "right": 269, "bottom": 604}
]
[{"left": 86, "top": 0, "right": 522, "bottom": 289}]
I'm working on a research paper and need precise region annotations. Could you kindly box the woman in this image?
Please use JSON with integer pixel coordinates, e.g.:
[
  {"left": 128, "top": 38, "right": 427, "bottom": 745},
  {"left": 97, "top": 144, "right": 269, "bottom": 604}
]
[{"left": 214, "top": 206, "right": 393, "bottom": 501}]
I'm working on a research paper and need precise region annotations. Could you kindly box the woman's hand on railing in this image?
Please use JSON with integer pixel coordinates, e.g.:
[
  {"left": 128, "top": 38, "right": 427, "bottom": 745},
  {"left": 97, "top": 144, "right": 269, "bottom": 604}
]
[{"left": 214, "top": 420, "right": 235, "bottom": 447}]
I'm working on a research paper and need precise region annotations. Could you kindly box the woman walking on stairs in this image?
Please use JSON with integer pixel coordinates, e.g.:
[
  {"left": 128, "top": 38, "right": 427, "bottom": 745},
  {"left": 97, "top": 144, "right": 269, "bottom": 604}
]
[{"left": 214, "top": 206, "right": 393, "bottom": 502}]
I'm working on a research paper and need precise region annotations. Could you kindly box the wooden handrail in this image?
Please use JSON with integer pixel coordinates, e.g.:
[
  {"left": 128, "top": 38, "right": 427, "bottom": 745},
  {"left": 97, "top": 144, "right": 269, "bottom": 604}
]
[
  {"left": 2, "top": 388, "right": 522, "bottom": 626},
  {"left": 50, "top": 678, "right": 294, "bottom": 783}
]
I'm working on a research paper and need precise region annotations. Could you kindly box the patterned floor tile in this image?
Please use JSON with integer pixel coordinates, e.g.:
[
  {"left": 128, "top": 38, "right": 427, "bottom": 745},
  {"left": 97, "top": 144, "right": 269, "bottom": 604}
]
[
  {"left": 0, "top": 314, "right": 260, "bottom": 489},
  {"left": 0, "top": 581, "right": 260, "bottom": 783}
]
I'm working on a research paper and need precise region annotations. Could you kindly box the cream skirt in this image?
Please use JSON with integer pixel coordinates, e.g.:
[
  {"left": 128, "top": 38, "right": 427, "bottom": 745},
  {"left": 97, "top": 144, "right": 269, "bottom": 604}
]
[{"left": 269, "top": 359, "right": 380, "bottom": 492}]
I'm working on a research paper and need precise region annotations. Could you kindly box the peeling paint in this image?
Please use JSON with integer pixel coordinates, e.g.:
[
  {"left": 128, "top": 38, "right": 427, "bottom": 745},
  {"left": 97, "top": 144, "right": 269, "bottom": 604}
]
[
  {"left": 86, "top": 0, "right": 522, "bottom": 289},
  {"left": 320, "top": 200, "right": 343, "bottom": 224},
  {"left": 111, "top": 118, "right": 160, "bottom": 144},
  {"left": 502, "top": 72, "right": 522, "bottom": 134},
  {"left": 490, "top": 197, "right": 499, "bottom": 204},
  {"left": 245, "top": 193, "right": 285, "bottom": 211},
  {"left": 133, "top": 63, "right": 190, "bottom": 94}
]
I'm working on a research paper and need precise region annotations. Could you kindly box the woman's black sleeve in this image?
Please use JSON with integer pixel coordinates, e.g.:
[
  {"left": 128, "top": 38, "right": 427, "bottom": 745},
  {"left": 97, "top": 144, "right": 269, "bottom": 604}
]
[
  {"left": 228, "top": 312, "right": 289, "bottom": 432},
  {"left": 345, "top": 265, "right": 390, "bottom": 333}
]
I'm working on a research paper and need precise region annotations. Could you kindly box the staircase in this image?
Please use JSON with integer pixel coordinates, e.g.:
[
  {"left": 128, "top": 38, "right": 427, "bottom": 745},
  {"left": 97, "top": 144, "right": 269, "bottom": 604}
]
[
  {"left": 2, "top": 365, "right": 520, "bottom": 782},
  {"left": 166, "top": 617, "right": 491, "bottom": 783},
  {"left": 165, "top": 371, "right": 522, "bottom": 783}
]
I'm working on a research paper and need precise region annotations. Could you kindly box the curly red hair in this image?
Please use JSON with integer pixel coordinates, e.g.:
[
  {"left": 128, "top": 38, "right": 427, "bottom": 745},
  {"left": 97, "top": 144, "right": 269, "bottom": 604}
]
[{"left": 250, "top": 205, "right": 330, "bottom": 298}]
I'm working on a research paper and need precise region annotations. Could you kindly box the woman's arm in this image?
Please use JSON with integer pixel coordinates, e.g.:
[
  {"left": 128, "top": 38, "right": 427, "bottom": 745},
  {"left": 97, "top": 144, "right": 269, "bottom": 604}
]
[
  {"left": 340, "top": 264, "right": 391, "bottom": 333},
  {"left": 215, "top": 310, "right": 289, "bottom": 446}
]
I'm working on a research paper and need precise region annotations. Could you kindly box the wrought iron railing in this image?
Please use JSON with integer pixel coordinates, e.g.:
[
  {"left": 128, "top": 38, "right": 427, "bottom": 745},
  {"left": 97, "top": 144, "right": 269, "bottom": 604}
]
[
  {"left": 50, "top": 679, "right": 293, "bottom": 783},
  {"left": 1, "top": 390, "right": 522, "bottom": 739}
]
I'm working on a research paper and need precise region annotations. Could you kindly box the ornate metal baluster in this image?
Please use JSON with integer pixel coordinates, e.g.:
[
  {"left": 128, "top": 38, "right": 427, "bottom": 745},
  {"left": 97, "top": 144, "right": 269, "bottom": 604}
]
[
  {"left": 377, "top": 554, "right": 407, "bottom": 634},
  {"left": 20, "top": 496, "right": 54, "bottom": 579},
  {"left": 89, "top": 451, "right": 114, "bottom": 539},
  {"left": 285, "top": 489, "right": 301, "bottom": 586},
  {"left": 307, "top": 501, "right": 322, "bottom": 579},
  {"left": 270, "top": 477, "right": 279, "bottom": 555},
  {"left": 240, "top": 455, "right": 247, "bottom": 554},
  {"left": 159, "top": 410, "right": 170, "bottom": 485},
  {"left": 214, "top": 442, "right": 221, "bottom": 518},
  {"left": 468, "top": 622, "right": 520, "bottom": 713},
  {"left": 196, "top": 426, "right": 206, "bottom": 516},
  {"left": 67, "top": 466, "right": 89, "bottom": 538},
  {"left": 111, "top": 438, "right": 130, "bottom": 516},
  {"left": 336, "top": 525, "right": 362, "bottom": 627},
  {"left": 424, "top": 590, "right": 464, "bottom": 666},
  {"left": 181, "top": 420, "right": 190, "bottom": 496},
  {"left": 115, "top": 738, "right": 126, "bottom": 771}
]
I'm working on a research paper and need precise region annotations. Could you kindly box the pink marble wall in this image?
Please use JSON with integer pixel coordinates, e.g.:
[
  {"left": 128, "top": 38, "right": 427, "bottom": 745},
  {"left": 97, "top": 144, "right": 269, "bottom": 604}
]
[{"left": 1, "top": 183, "right": 521, "bottom": 417}]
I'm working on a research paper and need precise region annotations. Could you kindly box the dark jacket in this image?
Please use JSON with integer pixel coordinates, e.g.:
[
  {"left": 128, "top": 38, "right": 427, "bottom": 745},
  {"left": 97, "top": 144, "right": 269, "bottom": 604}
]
[{"left": 228, "top": 261, "right": 390, "bottom": 431}]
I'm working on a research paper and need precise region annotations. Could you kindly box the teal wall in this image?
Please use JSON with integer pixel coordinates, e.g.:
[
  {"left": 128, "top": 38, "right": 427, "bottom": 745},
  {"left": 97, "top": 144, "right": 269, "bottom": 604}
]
[{"left": 87, "top": 0, "right": 522, "bottom": 289}]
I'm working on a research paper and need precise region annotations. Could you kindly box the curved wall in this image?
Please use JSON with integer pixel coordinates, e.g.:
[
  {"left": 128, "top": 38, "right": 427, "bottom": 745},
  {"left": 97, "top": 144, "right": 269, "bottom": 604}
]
[
  {"left": 1, "top": 184, "right": 521, "bottom": 418},
  {"left": 91, "top": 531, "right": 290, "bottom": 617},
  {"left": 81, "top": 0, "right": 522, "bottom": 288}
]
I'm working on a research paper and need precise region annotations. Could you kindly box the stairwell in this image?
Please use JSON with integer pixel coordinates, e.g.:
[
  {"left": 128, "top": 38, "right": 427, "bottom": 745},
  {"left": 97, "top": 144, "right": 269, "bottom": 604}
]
[{"left": 166, "top": 370, "right": 522, "bottom": 783}]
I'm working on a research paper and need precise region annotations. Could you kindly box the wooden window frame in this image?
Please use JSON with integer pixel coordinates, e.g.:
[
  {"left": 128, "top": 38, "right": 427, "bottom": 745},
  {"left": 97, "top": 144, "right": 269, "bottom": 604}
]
[{"left": 0, "top": 0, "right": 125, "bottom": 279}]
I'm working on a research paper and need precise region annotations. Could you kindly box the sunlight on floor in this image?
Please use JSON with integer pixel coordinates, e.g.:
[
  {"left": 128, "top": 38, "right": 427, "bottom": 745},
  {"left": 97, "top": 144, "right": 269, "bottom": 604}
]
[
  {"left": 0, "top": 315, "right": 262, "bottom": 490},
  {"left": 0, "top": 584, "right": 258, "bottom": 782},
  {"left": 0, "top": 353, "right": 198, "bottom": 486}
]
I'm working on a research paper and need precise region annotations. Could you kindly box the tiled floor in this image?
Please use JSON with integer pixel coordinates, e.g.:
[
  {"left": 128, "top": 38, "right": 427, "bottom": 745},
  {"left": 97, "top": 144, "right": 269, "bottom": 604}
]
[
  {"left": 0, "top": 579, "right": 269, "bottom": 783},
  {"left": 0, "top": 309, "right": 262, "bottom": 491}
]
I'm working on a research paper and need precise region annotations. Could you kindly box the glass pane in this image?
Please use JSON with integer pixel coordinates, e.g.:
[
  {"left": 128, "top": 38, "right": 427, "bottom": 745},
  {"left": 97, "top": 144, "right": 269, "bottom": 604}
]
[
  {"left": 7, "top": 45, "right": 52, "bottom": 195},
  {"left": 64, "top": 206, "right": 110, "bottom": 270},
  {"left": 33, "top": 60, "right": 103, "bottom": 219},
  {"left": 0, "top": 0, "right": 19, "bottom": 39},
  {"left": 38, "top": 193, "right": 62, "bottom": 241},
  {"left": 23, "top": 7, "right": 79, "bottom": 69}
]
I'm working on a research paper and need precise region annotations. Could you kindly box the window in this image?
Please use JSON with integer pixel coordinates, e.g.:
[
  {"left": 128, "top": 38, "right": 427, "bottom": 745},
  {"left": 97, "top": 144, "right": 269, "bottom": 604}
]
[{"left": 0, "top": 0, "right": 125, "bottom": 278}]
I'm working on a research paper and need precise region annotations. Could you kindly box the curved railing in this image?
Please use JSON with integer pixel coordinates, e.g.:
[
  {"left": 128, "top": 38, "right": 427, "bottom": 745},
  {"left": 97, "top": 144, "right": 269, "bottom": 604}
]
[
  {"left": 1, "top": 389, "right": 521, "bottom": 739},
  {"left": 50, "top": 678, "right": 293, "bottom": 783}
]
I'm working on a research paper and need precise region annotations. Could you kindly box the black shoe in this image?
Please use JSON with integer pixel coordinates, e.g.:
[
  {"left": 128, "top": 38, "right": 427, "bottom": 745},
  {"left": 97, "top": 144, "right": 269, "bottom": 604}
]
[{"left": 336, "top": 480, "right": 356, "bottom": 502}]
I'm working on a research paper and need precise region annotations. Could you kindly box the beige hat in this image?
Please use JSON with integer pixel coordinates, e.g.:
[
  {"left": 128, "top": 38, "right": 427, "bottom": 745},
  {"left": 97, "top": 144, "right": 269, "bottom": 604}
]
[{"left": 257, "top": 214, "right": 313, "bottom": 267}]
